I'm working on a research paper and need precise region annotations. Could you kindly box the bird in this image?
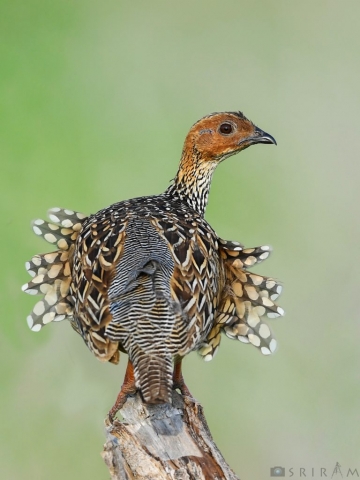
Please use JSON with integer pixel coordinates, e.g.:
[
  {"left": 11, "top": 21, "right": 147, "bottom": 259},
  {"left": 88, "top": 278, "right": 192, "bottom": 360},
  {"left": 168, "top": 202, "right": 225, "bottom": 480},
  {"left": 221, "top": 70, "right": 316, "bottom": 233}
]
[{"left": 22, "top": 110, "right": 284, "bottom": 420}]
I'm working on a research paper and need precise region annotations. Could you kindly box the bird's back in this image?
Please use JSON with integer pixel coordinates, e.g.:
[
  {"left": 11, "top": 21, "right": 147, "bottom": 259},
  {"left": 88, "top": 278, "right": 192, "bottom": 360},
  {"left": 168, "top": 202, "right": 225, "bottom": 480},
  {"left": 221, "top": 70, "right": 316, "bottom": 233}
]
[{"left": 70, "top": 194, "right": 223, "bottom": 402}]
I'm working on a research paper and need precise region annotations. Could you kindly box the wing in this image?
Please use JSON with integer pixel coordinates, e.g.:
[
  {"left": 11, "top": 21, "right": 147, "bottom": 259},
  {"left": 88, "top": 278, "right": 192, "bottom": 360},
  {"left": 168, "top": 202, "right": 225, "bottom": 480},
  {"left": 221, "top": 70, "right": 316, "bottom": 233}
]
[
  {"left": 70, "top": 210, "right": 127, "bottom": 364},
  {"left": 22, "top": 208, "right": 87, "bottom": 331},
  {"left": 199, "top": 238, "right": 284, "bottom": 360},
  {"left": 151, "top": 215, "right": 225, "bottom": 354}
]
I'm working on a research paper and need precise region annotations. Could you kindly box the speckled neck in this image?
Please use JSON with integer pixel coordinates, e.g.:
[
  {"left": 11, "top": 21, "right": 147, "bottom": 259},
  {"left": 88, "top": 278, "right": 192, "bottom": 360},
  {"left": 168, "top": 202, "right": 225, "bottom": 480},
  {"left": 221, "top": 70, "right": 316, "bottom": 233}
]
[{"left": 165, "top": 148, "right": 218, "bottom": 217}]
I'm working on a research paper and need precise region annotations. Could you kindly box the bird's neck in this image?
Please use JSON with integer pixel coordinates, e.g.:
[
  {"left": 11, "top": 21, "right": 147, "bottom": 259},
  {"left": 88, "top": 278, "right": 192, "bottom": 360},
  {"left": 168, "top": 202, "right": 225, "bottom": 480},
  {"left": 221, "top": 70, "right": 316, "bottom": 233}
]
[{"left": 165, "top": 148, "right": 217, "bottom": 217}]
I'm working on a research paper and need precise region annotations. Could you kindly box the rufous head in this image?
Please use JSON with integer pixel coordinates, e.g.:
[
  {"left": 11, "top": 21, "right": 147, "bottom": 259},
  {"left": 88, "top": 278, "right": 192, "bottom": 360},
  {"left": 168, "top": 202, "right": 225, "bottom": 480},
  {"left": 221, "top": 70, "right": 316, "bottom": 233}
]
[{"left": 183, "top": 111, "right": 276, "bottom": 162}]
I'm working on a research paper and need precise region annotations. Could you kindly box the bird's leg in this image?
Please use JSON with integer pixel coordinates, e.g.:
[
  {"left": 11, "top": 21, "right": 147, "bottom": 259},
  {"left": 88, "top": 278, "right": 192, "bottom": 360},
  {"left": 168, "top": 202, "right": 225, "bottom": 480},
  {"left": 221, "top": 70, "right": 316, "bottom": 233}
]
[
  {"left": 108, "top": 359, "right": 137, "bottom": 421},
  {"left": 172, "top": 357, "right": 193, "bottom": 398}
]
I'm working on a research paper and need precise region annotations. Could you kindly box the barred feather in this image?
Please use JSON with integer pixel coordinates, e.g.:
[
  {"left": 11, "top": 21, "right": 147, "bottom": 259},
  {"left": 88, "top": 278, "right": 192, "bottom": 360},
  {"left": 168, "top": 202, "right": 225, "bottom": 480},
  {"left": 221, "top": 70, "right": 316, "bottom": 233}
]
[
  {"left": 22, "top": 111, "right": 283, "bottom": 410},
  {"left": 134, "top": 351, "right": 173, "bottom": 404},
  {"left": 104, "top": 219, "right": 187, "bottom": 403}
]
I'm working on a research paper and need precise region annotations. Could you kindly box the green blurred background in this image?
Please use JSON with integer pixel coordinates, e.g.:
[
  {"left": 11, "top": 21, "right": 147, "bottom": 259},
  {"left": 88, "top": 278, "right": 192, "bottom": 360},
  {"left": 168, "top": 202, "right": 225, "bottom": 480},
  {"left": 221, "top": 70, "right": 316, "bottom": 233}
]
[{"left": 1, "top": 1, "right": 359, "bottom": 478}]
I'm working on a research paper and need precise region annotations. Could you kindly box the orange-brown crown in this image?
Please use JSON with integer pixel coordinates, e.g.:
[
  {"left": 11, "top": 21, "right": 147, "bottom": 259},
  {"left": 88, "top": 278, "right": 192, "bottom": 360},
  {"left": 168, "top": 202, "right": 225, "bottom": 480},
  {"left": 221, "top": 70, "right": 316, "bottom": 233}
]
[{"left": 182, "top": 111, "right": 276, "bottom": 162}]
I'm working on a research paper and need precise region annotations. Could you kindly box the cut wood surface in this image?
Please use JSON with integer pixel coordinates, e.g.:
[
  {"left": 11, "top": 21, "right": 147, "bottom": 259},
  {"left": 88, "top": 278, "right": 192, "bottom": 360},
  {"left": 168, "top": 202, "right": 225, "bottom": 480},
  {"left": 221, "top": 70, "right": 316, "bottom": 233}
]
[{"left": 102, "top": 391, "right": 240, "bottom": 480}]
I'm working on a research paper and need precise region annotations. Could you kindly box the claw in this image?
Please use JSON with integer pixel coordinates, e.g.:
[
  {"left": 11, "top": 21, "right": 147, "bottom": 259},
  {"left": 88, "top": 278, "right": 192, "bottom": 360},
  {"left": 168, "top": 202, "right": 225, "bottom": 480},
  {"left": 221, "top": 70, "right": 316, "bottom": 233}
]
[{"left": 172, "top": 358, "right": 193, "bottom": 399}]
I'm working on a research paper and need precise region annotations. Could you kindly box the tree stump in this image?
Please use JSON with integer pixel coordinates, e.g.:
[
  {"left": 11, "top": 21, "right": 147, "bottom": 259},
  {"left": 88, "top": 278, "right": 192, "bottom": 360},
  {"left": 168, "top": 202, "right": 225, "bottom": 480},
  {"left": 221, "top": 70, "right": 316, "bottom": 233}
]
[{"left": 101, "top": 391, "right": 240, "bottom": 480}]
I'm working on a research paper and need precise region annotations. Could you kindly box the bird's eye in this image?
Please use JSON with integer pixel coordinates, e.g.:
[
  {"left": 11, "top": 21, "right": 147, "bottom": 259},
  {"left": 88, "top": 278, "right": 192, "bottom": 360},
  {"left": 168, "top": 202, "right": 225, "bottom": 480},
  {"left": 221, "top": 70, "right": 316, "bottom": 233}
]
[{"left": 219, "top": 123, "right": 234, "bottom": 135}]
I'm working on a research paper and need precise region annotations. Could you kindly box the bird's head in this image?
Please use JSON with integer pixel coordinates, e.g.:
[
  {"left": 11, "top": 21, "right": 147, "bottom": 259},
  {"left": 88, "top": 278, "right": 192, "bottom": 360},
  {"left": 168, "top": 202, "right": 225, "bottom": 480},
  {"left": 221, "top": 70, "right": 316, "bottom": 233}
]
[{"left": 183, "top": 111, "right": 276, "bottom": 162}]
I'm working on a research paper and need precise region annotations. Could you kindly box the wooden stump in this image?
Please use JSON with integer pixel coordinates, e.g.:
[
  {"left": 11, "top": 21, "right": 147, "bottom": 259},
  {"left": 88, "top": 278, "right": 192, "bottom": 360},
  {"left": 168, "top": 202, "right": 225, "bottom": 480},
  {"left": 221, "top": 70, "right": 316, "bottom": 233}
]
[{"left": 102, "top": 391, "right": 240, "bottom": 480}]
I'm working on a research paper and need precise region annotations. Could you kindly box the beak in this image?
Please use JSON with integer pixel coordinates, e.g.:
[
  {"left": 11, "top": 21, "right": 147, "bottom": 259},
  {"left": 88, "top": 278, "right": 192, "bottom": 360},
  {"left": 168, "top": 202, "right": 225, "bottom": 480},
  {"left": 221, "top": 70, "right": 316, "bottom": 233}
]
[
  {"left": 239, "top": 126, "right": 277, "bottom": 147},
  {"left": 252, "top": 126, "right": 277, "bottom": 145}
]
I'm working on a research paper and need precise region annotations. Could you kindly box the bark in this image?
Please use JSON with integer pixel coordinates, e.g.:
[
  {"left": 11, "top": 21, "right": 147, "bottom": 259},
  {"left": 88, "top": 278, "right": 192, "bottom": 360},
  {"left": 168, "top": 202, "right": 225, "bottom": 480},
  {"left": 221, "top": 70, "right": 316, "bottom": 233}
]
[{"left": 101, "top": 391, "right": 240, "bottom": 480}]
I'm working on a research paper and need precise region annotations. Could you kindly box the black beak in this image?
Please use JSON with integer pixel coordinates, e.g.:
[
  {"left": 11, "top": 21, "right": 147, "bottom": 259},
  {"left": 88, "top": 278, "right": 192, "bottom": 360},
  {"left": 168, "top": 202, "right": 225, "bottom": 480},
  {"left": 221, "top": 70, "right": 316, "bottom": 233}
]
[
  {"left": 239, "top": 126, "right": 277, "bottom": 147},
  {"left": 252, "top": 126, "right": 277, "bottom": 145}
]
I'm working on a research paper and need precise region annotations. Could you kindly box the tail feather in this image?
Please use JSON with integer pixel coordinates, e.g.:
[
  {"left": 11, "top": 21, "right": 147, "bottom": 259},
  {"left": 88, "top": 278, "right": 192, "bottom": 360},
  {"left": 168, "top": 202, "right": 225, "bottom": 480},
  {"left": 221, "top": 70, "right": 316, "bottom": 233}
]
[
  {"left": 132, "top": 348, "right": 173, "bottom": 404},
  {"left": 22, "top": 208, "right": 87, "bottom": 332},
  {"left": 104, "top": 218, "right": 181, "bottom": 402}
]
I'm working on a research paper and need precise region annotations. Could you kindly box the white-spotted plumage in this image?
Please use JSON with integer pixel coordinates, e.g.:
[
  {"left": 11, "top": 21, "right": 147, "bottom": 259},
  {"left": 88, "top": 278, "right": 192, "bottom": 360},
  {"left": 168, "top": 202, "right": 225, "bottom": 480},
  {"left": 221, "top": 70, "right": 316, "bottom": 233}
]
[
  {"left": 22, "top": 208, "right": 87, "bottom": 332},
  {"left": 22, "top": 110, "right": 284, "bottom": 412},
  {"left": 198, "top": 239, "right": 284, "bottom": 359}
]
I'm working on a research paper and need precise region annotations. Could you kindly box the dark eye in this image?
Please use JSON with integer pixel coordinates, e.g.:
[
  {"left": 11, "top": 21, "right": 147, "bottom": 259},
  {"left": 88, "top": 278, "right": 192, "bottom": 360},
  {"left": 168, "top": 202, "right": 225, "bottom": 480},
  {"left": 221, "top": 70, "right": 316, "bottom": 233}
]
[{"left": 219, "top": 122, "right": 234, "bottom": 135}]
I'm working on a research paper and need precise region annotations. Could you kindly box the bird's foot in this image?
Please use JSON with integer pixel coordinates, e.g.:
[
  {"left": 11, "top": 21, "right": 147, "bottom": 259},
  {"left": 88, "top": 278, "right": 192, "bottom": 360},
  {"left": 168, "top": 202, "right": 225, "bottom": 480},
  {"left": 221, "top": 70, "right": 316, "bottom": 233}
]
[
  {"left": 172, "top": 358, "right": 194, "bottom": 399},
  {"left": 172, "top": 380, "right": 193, "bottom": 398},
  {"left": 108, "top": 387, "right": 137, "bottom": 423},
  {"left": 108, "top": 360, "right": 137, "bottom": 423}
]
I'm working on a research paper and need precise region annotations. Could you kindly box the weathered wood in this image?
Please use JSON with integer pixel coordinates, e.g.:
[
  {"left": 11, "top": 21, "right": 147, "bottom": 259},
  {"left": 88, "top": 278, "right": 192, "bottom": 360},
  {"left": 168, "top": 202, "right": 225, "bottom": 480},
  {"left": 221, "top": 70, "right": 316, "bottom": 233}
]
[{"left": 102, "top": 391, "right": 240, "bottom": 480}]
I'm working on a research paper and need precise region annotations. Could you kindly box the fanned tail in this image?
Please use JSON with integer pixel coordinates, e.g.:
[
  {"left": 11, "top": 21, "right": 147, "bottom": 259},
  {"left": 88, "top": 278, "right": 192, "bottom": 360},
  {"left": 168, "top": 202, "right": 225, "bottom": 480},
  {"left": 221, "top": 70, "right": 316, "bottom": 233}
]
[{"left": 22, "top": 208, "right": 87, "bottom": 332}]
